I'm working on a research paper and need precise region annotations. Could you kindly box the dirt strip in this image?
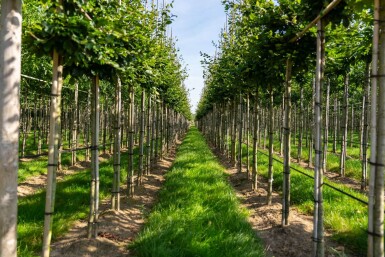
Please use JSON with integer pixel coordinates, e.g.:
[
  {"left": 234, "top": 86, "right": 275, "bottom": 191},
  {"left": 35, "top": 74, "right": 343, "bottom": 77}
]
[
  {"left": 48, "top": 145, "right": 178, "bottom": 257},
  {"left": 218, "top": 153, "right": 360, "bottom": 257}
]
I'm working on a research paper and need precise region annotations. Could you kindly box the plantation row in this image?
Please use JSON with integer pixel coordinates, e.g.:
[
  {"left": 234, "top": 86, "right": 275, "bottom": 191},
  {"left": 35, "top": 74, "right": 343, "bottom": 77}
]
[
  {"left": 1, "top": 1, "right": 192, "bottom": 257},
  {"left": 196, "top": 1, "right": 382, "bottom": 257}
]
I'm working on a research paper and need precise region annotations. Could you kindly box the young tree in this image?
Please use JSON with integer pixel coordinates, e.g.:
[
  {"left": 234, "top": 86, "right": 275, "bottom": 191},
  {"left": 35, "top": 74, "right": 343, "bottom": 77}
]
[{"left": 0, "top": 1, "right": 22, "bottom": 257}]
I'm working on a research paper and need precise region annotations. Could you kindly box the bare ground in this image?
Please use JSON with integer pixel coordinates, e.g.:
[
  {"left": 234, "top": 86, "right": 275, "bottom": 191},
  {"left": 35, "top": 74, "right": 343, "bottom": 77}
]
[
  {"left": 19, "top": 140, "right": 361, "bottom": 257},
  {"left": 49, "top": 146, "right": 178, "bottom": 257}
]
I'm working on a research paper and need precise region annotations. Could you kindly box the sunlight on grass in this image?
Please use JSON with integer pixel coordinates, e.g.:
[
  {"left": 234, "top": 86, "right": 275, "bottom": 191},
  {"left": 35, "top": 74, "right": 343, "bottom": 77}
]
[{"left": 130, "top": 127, "right": 264, "bottom": 257}]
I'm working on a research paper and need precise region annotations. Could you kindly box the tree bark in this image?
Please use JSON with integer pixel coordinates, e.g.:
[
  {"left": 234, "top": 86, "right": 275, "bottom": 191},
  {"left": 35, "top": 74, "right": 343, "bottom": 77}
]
[
  {"left": 267, "top": 84, "right": 274, "bottom": 205},
  {"left": 87, "top": 75, "right": 100, "bottom": 238},
  {"left": 42, "top": 50, "right": 63, "bottom": 257},
  {"left": 339, "top": 74, "right": 349, "bottom": 177},
  {"left": 0, "top": 1, "right": 22, "bottom": 256},
  {"left": 252, "top": 89, "right": 259, "bottom": 191},
  {"left": 313, "top": 19, "right": 325, "bottom": 257},
  {"left": 282, "top": 57, "right": 292, "bottom": 226},
  {"left": 112, "top": 74, "right": 121, "bottom": 210}
]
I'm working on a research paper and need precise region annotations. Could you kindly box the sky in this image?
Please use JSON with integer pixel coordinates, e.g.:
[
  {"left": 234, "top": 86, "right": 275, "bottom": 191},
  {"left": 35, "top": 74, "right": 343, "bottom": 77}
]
[{"left": 168, "top": 1, "right": 227, "bottom": 113}]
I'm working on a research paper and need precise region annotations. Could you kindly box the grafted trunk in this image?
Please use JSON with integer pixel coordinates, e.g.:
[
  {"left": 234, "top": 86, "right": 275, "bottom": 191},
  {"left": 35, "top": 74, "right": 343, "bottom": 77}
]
[
  {"left": 42, "top": 50, "right": 63, "bottom": 257},
  {"left": 0, "top": 2, "right": 22, "bottom": 256}
]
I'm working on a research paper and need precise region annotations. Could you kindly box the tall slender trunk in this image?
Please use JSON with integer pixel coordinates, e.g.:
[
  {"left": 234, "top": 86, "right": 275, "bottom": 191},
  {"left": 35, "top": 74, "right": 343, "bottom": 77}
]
[
  {"left": 127, "top": 86, "right": 135, "bottom": 197},
  {"left": 339, "top": 73, "right": 349, "bottom": 177},
  {"left": 71, "top": 82, "right": 78, "bottom": 166},
  {"left": 297, "top": 87, "right": 304, "bottom": 162},
  {"left": 0, "top": 1, "right": 22, "bottom": 255},
  {"left": 361, "top": 62, "right": 370, "bottom": 190},
  {"left": 333, "top": 97, "right": 337, "bottom": 153},
  {"left": 246, "top": 94, "right": 250, "bottom": 177},
  {"left": 146, "top": 94, "right": 151, "bottom": 175},
  {"left": 87, "top": 75, "right": 100, "bottom": 238},
  {"left": 252, "top": 89, "right": 259, "bottom": 191},
  {"left": 112, "top": 74, "right": 121, "bottom": 210},
  {"left": 42, "top": 50, "right": 63, "bottom": 257},
  {"left": 282, "top": 57, "right": 292, "bottom": 226},
  {"left": 368, "top": 1, "right": 384, "bottom": 255},
  {"left": 313, "top": 19, "right": 325, "bottom": 257},
  {"left": 137, "top": 90, "right": 145, "bottom": 186},
  {"left": 231, "top": 99, "right": 237, "bottom": 167},
  {"left": 238, "top": 94, "right": 243, "bottom": 173},
  {"left": 322, "top": 79, "right": 330, "bottom": 173},
  {"left": 267, "top": 84, "right": 274, "bottom": 205}
]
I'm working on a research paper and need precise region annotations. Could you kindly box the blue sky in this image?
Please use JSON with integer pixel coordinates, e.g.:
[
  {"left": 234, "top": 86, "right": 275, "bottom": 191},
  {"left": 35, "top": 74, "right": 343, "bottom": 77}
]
[{"left": 168, "top": 1, "right": 226, "bottom": 113}]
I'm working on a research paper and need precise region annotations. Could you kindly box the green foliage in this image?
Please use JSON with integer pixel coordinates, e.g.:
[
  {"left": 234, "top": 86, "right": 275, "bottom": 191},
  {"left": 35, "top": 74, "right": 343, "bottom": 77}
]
[{"left": 130, "top": 127, "right": 264, "bottom": 257}]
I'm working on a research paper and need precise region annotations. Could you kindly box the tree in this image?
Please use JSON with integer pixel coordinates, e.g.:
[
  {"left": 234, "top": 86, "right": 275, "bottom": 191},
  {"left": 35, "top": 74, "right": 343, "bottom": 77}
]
[{"left": 0, "top": 1, "right": 22, "bottom": 257}]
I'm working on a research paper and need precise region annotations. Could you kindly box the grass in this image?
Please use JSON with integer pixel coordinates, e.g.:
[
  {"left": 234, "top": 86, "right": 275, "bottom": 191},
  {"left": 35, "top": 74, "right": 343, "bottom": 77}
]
[
  {"left": 130, "top": 127, "right": 265, "bottom": 257},
  {"left": 17, "top": 151, "right": 129, "bottom": 257},
  {"left": 241, "top": 144, "right": 369, "bottom": 256}
]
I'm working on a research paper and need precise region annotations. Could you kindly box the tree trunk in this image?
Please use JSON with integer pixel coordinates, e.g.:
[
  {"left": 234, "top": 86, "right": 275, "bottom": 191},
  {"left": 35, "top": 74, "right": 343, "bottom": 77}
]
[
  {"left": 146, "top": 94, "right": 151, "bottom": 175},
  {"left": 267, "top": 84, "right": 274, "bottom": 205},
  {"left": 87, "top": 75, "right": 100, "bottom": 238},
  {"left": 137, "top": 90, "right": 145, "bottom": 186},
  {"left": 0, "top": 1, "right": 22, "bottom": 255},
  {"left": 238, "top": 94, "right": 243, "bottom": 173},
  {"left": 252, "top": 89, "right": 259, "bottom": 191},
  {"left": 112, "top": 74, "right": 121, "bottom": 210},
  {"left": 339, "top": 73, "right": 349, "bottom": 177},
  {"left": 297, "top": 87, "right": 304, "bottom": 162},
  {"left": 333, "top": 97, "right": 337, "bottom": 153},
  {"left": 282, "top": 57, "right": 292, "bottom": 226},
  {"left": 246, "top": 94, "right": 250, "bottom": 177},
  {"left": 313, "top": 19, "right": 325, "bottom": 257},
  {"left": 323, "top": 79, "right": 330, "bottom": 173},
  {"left": 128, "top": 85, "right": 135, "bottom": 197},
  {"left": 42, "top": 50, "right": 63, "bottom": 257},
  {"left": 71, "top": 82, "right": 78, "bottom": 166},
  {"left": 361, "top": 62, "right": 370, "bottom": 190},
  {"left": 368, "top": 1, "right": 384, "bottom": 255}
]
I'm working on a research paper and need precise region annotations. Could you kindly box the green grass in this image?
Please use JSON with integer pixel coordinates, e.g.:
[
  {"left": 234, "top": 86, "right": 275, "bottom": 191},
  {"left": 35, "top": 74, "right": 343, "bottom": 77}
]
[
  {"left": 241, "top": 144, "right": 368, "bottom": 256},
  {"left": 17, "top": 152, "right": 128, "bottom": 257},
  {"left": 130, "top": 127, "right": 265, "bottom": 257}
]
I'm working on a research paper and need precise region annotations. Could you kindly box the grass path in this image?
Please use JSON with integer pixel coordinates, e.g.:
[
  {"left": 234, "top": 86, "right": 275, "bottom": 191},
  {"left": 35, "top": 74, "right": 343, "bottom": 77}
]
[{"left": 130, "top": 127, "right": 265, "bottom": 257}]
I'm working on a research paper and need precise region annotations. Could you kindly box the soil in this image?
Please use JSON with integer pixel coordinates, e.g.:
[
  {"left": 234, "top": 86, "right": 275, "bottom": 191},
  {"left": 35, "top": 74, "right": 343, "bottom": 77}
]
[
  {"left": 19, "top": 139, "right": 360, "bottom": 257},
  {"left": 49, "top": 146, "right": 178, "bottom": 257}
]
